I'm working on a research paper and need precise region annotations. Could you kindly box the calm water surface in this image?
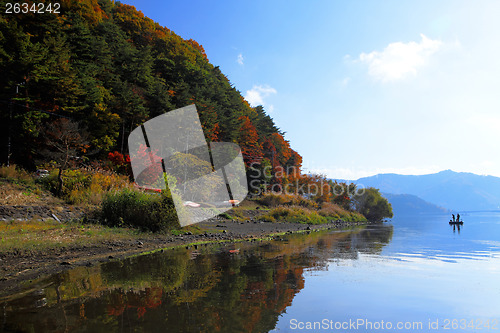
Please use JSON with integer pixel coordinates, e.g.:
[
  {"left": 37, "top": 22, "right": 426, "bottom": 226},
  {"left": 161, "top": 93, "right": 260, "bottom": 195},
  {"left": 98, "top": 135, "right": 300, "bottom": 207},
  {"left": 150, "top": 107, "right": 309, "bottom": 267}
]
[{"left": 1, "top": 212, "right": 500, "bottom": 332}]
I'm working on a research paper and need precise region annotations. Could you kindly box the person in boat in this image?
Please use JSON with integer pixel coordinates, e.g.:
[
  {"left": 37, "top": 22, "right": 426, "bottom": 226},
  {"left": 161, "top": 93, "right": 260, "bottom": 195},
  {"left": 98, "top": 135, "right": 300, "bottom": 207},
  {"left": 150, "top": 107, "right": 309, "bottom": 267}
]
[
  {"left": 452, "top": 214, "right": 455, "bottom": 222},
  {"left": 456, "top": 213, "right": 460, "bottom": 222}
]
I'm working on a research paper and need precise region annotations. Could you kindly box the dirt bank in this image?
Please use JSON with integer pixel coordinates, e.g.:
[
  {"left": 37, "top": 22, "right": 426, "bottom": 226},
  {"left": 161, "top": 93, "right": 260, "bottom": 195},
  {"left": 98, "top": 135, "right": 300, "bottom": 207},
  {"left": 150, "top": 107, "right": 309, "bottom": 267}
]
[{"left": 0, "top": 216, "right": 365, "bottom": 297}]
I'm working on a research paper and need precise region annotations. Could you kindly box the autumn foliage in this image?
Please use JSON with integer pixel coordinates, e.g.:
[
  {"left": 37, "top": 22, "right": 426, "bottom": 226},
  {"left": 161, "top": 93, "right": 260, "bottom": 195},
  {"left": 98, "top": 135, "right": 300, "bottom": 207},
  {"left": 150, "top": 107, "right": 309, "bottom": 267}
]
[
  {"left": 0, "top": 0, "right": 303, "bottom": 192},
  {"left": 237, "top": 116, "right": 263, "bottom": 166}
]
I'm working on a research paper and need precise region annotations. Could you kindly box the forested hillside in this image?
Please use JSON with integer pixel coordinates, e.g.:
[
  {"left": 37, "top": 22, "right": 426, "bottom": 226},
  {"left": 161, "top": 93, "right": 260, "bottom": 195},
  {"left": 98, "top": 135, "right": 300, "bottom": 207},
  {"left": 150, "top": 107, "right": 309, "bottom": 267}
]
[{"left": 0, "top": 0, "right": 301, "bottom": 186}]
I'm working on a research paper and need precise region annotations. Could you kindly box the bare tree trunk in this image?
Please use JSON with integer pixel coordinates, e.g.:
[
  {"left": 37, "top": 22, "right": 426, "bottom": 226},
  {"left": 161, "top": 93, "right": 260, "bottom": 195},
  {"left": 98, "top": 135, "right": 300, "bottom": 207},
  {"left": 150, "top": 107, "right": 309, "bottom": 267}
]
[{"left": 57, "top": 167, "right": 64, "bottom": 196}]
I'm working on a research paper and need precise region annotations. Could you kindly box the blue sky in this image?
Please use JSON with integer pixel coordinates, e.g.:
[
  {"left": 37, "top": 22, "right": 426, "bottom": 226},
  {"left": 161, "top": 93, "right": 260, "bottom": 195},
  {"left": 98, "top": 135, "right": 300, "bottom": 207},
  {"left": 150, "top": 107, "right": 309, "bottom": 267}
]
[{"left": 122, "top": 0, "right": 500, "bottom": 179}]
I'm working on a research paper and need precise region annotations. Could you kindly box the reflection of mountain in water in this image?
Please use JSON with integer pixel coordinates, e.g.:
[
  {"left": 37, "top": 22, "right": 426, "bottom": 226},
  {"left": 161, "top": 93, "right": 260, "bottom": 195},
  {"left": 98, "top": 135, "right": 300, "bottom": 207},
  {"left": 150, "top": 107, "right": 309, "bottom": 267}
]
[{"left": 1, "top": 225, "right": 393, "bottom": 332}]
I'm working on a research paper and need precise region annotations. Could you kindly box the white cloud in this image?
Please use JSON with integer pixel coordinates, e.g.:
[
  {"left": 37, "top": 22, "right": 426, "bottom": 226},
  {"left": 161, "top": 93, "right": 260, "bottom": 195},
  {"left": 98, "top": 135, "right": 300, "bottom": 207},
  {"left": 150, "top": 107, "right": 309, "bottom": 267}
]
[
  {"left": 358, "top": 34, "right": 442, "bottom": 82},
  {"left": 237, "top": 53, "right": 244, "bottom": 65},
  {"left": 244, "top": 84, "right": 277, "bottom": 110}
]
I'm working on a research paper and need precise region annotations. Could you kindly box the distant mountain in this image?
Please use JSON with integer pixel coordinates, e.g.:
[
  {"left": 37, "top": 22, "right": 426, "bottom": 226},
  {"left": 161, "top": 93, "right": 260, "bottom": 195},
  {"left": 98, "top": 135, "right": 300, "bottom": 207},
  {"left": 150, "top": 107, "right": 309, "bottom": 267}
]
[
  {"left": 382, "top": 193, "right": 449, "bottom": 216},
  {"left": 353, "top": 170, "right": 500, "bottom": 211}
]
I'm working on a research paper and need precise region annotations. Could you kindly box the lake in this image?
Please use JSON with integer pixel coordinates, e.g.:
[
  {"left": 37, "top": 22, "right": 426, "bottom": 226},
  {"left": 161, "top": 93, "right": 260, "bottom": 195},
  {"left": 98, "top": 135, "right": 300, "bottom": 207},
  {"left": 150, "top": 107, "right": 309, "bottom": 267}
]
[{"left": 1, "top": 212, "right": 500, "bottom": 332}]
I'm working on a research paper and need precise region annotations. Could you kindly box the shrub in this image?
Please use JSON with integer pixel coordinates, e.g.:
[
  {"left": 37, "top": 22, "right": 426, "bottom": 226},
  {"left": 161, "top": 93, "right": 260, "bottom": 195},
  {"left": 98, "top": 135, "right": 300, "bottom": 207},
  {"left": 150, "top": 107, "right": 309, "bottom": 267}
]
[
  {"left": 36, "top": 169, "right": 60, "bottom": 193},
  {"left": 257, "top": 193, "right": 288, "bottom": 207},
  {"left": 99, "top": 189, "right": 180, "bottom": 232},
  {"left": 318, "top": 202, "right": 345, "bottom": 219},
  {"left": 319, "top": 202, "right": 367, "bottom": 222},
  {"left": 218, "top": 212, "right": 233, "bottom": 220},
  {"left": 0, "top": 164, "right": 34, "bottom": 184},
  {"left": 37, "top": 167, "right": 131, "bottom": 204},
  {"left": 352, "top": 187, "right": 393, "bottom": 221},
  {"left": 262, "top": 206, "right": 328, "bottom": 224},
  {"left": 288, "top": 195, "right": 318, "bottom": 209},
  {"left": 257, "top": 193, "right": 318, "bottom": 209},
  {"left": 261, "top": 202, "right": 367, "bottom": 224},
  {"left": 107, "top": 151, "right": 132, "bottom": 175},
  {"left": 342, "top": 211, "right": 367, "bottom": 222}
]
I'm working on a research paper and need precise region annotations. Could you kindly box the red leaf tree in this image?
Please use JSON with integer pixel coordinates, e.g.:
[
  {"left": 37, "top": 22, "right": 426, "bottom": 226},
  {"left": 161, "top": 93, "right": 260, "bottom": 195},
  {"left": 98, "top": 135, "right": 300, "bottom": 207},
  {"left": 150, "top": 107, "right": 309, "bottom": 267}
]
[{"left": 237, "top": 116, "right": 263, "bottom": 167}]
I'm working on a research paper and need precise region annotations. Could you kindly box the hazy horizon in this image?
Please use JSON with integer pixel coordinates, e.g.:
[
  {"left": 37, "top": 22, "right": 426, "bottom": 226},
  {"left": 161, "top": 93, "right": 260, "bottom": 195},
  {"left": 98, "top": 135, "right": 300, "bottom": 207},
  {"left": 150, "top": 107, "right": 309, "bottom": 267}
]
[{"left": 331, "top": 169, "right": 500, "bottom": 181}]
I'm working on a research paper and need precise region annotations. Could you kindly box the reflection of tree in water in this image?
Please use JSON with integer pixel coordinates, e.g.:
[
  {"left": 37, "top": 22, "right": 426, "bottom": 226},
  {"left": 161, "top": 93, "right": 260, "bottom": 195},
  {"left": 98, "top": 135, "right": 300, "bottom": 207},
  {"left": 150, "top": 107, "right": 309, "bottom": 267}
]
[
  {"left": 1, "top": 226, "right": 393, "bottom": 332},
  {"left": 348, "top": 224, "right": 394, "bottom": 255}
]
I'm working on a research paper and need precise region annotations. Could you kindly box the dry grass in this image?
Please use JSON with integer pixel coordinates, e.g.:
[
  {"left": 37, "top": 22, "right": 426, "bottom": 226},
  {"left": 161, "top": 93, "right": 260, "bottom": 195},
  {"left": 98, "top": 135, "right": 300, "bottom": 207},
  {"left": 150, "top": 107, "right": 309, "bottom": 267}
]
[
  {"left": 226, "top": 198, "right": 268, "bottom": 221},
  {"left": 256, "top": 193, "right": 318, "bottom": 209},
  {"left": 0, "top": 165, "right": 33, "bottom": 183},
  {"left": 261, "top": 202, "right": 367, "bottom": 224},
  {"left": 0, "top": 164, "right": 62, "bottom": 206},
  {"left": 318, "top": 202, "right": 349, "bottom": 218},
  {"left": 0, "top": 219, "right": 146, "bottom": 253},
  {"left": 1, "top": 164, "right": 134, "bottom": 207},
  {"left": 0, "top": 165, "right": 148, "bottom": 251},
  {"left": 67, "top": 170, "right": 133, "bottom": 205},
  {"left": 35, "top": 167, "right": 134, "bottom": 205},
  {"left": 261, "top": 205, "right": 327, "bottom": 224},
  {"left": 319, "top": 202, "right": 366, "bottom": 222},
  {"left": 235, "top": 198, "right": 262, "bottom": 209},
  {"left": 0, "top": 180, "right": 61, "bottom": 206}
]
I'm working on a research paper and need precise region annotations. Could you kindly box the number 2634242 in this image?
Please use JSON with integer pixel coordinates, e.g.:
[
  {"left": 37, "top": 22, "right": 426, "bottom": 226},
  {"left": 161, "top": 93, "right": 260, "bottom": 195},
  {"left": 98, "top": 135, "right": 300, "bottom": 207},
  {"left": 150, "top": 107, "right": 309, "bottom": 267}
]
[{"left": 5, "top": 2, "right": 61, "bottom": 14}]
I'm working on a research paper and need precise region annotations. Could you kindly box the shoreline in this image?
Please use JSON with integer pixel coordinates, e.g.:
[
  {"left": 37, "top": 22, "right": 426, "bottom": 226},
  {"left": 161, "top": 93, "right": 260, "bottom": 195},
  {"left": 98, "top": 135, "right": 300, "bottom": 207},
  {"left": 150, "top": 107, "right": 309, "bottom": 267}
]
[
  {"left": 0, "top": 218, "right": 368, "bottom": 298},
  {"left": 0, "top": 176, "right": 371, "bottom": 297}
]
